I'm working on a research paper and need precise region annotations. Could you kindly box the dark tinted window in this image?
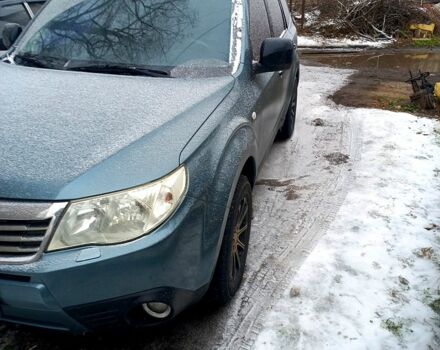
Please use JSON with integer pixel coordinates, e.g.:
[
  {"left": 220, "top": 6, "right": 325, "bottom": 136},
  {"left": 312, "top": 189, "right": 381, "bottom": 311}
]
[
  {"left": 0, "top": 4, "right": 30, "bottom": 26},
  {"left": 29, "top": 2, "right": 45, "bottom": 16},
  {"left": 279, "top": 0, "right": 291, "bottom": 26},
  {"left": 266, "top": 0, "right": 285, "bottom": 36},
  {"left": 249, "top": 0, "right": 270, "bottom": 60},
  {"left": 0, "top": 3, "right": 30, "bottom": 49}
]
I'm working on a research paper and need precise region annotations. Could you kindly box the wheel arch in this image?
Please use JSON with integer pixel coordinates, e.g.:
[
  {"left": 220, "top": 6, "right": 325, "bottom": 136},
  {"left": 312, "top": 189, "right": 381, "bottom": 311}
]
[{"left": 240, "top": 156, "right": 257, "bottom": 189}]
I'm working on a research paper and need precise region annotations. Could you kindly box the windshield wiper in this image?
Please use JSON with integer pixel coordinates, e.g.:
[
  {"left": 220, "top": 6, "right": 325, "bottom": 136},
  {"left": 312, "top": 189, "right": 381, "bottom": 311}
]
[
  {"left": 65, "top": 64, "right": 171, "bottom": 78},
  {"left": 13, "top": 53, "right": 50, "bottom": 68},
  {"left": 13, "top": 53, "right": 63, "bottom": 69}
]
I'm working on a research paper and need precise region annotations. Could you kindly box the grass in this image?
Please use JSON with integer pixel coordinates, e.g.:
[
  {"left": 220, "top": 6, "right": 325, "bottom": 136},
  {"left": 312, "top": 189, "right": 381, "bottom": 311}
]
[
  {"left": 381, "top": 318, "right": 405, "bottom": 337},
  {"left": 411, "top": 36, "right": 440, "bottom": 48},
  {"left": 377, "top": 97, "right": 420, "bottom": 114},
  {"left": 421, "top": 286, "right": 440, "bottom": 320},
  {"left": 388, "top": 100, "right": 419, "bottom": 113},
  {"left": 430, "top": 299, "right": 440, "bottom": 315}
]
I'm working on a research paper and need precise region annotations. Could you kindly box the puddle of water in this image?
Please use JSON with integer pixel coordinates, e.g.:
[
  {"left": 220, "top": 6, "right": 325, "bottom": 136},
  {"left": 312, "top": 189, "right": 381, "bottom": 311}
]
[
  {"left": 303, "top": 50, "right": 440, "bottom": 117},
  {"left": 304, "top": 51, "right": 440, "bottom": 76}
]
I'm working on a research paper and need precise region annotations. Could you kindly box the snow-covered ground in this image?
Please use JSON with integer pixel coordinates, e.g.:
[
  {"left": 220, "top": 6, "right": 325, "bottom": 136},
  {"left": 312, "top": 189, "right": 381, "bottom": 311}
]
[
  {"left": 254, "top": 67, "right": 440, "bottom": 349},
  {"left": 298, "top": 35, "right": 391, "bottom": 49}
]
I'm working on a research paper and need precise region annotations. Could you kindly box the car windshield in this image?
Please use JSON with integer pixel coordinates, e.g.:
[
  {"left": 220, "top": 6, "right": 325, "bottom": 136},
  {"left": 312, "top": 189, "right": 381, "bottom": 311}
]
[{"left": 12, "top": 0, "right": 233, "bottom": 76}]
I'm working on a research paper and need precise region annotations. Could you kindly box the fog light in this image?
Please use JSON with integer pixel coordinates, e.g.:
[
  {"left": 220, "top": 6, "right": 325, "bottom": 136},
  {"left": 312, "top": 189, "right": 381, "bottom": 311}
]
[{"left": 142, "top": 302, "right": 171, "bottom": 319}]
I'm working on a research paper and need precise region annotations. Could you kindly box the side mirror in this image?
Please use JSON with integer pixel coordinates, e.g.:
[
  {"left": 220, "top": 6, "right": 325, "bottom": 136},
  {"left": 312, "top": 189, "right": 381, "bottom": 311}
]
[
  {"left": 254, "top": 38, "right": 295, "bottom": 74},
  {"left": 2, "top": 23, "right": 23, "bottom": 50}
]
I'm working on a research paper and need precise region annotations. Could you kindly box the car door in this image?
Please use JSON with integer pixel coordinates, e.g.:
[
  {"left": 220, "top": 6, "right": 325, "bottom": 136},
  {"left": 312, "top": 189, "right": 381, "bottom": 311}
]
[
  {"left": 277, "top": 0, "right": 297, "bottom": 111},
  {"left": 249, "top": 0, "right": 289, "bottom": 164},
  {"left": 265, "top": 0, "right": 295, "bottom": 127}
]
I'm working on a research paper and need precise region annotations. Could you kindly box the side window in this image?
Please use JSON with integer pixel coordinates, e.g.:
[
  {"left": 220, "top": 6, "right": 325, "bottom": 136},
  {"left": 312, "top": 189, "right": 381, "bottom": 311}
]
[
  {"left": 29, "top": 2, "right": 46, "bottom": 16},
  {"left": 279, "top": 0, "right": 291, "bottom": 27},
  {"left": 249, "top": 0, "right": 271, "bottom": 61},
  {"left": 0, "top": 4, "right": 29, "bottom": 26},
  {"left": 265, "top": 0, "right": 285, "bottom": 37}
]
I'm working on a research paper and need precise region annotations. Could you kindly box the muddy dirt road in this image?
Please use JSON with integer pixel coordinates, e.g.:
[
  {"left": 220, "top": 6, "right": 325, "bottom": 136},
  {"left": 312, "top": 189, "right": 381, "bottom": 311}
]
[
  {"left": 302, "top": 49, "right": 440, "bottom": 118},
  {"left": 0, "top": 66, "right": 361, "bottom": 350}
]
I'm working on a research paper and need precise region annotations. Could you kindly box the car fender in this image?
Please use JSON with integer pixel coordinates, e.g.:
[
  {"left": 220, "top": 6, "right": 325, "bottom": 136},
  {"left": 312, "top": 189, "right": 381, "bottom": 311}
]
[
  {"left": 203, "top": 124, "right": 257, "bottom": 279},
  {"left": 180, "top": 101, "right": 258, "bottom": 280}
]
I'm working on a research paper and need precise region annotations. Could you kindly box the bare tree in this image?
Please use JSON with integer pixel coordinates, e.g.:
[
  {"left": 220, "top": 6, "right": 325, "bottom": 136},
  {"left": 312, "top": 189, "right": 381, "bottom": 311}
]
[
  {"left": 335, "top": 0, "right": 420, "bottom": 39},
  {"left": 293, "top": 0, "right": 427, "bottom": 39}
]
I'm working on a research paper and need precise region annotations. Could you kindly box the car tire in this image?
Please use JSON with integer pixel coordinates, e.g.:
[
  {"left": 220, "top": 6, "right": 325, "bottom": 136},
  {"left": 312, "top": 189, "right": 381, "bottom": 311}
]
[
  {"left": 207, "top": 175, "right": 252, "bottom": 306},
  {"left": 277, "top": 78, "right": 299, "bottom": 141}
]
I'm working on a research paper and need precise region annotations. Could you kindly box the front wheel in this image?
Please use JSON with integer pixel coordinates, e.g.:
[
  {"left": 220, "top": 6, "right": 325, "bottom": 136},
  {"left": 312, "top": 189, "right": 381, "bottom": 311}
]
[{"left": 207, "top": 175, "right": 252, "bottom": 306}]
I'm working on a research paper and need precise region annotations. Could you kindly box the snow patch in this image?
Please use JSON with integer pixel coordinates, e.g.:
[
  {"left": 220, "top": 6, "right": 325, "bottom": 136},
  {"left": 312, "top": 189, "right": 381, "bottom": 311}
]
[
  {"left": 229, "top": 0, "right": 243, "bottom": 75},
  {"left": 298, "top": 35, "right": 392, "bottom": 48},
  {"left": 254, "top": 65, "right": 440, "bottom": 350}
]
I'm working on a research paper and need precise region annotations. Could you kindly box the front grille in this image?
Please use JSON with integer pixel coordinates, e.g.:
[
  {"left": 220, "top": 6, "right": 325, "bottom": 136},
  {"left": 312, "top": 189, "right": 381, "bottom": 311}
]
[
  {"left": 0, "top": 200, "right": 67, "bottom": 264},
  {"left": 0, "top": 218, "right": 52, "bottom": 260}
]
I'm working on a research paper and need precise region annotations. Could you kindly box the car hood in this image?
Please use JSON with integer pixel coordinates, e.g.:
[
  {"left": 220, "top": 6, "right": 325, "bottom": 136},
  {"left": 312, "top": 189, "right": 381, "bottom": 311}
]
[{"left": 0, "top": 63, "right": 234, "bottom": 200}]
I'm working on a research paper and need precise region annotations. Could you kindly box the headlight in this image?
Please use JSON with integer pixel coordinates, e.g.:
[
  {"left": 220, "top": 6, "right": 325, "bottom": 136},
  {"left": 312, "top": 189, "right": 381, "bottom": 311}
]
[{"left": 48, "top": 167, "right": 187, "bottom": 251}]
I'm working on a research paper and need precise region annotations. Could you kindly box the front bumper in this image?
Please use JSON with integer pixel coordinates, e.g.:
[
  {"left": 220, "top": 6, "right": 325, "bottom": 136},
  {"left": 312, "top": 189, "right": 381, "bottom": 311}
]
[{"left": 0, "top": 195, "right": 225, "bottom": 333}]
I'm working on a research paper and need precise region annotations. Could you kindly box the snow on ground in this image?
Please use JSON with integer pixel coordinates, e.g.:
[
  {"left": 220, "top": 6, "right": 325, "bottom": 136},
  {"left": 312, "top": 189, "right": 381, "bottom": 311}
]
[
  {"left": 298, "top": 35, "right": 391, "bottom": 49},
  {"left": 254, "top": 66, "right": 440, "bottom": 350}
]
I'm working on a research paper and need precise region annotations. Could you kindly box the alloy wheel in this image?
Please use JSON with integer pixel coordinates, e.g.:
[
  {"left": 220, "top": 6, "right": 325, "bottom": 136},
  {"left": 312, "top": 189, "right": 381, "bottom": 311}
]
[{"left": 231, "top": 197, "right": 250, "bottom": 282}]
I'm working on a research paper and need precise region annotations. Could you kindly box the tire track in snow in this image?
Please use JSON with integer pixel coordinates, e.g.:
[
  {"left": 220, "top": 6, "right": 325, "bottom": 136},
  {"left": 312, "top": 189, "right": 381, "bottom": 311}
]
[{"left": 222, "top": 72, "right": 363, "bottom": 349}]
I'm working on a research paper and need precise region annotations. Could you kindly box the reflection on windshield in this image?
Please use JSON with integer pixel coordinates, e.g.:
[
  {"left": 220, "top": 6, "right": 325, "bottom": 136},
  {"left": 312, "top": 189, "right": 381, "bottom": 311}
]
[{"left": 15, "top": 0, "right": 232, "bottom": 71}]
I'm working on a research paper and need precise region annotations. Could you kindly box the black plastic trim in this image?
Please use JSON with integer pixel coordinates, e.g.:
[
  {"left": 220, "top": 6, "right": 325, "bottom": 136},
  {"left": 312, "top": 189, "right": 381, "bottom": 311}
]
[
  {"left": 64, "top": 285, "right": 209, "bottom": 332},
  {"left": 0, "top": 273, "right": 31, "bottom": 282}
]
